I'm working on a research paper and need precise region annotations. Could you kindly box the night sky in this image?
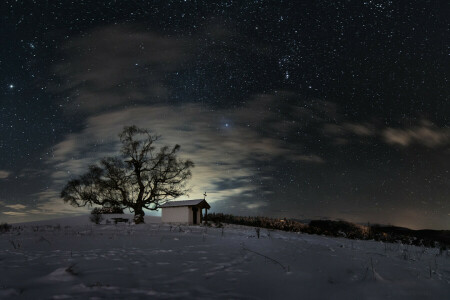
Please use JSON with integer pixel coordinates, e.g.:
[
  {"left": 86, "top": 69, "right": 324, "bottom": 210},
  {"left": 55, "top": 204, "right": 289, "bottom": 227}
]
[{"left": 0, "top": 1, "right": 449, "bottom": 229}]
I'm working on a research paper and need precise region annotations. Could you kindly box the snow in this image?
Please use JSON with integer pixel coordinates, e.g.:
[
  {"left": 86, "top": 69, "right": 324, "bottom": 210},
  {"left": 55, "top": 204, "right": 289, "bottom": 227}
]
[{"left": 0, "top": 215, "right": 448, "bottom": 299}]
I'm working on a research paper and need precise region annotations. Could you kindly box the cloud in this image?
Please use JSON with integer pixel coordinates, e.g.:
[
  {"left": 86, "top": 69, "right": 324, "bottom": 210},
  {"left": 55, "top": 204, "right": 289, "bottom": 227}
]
[
  {"left": 323, "top": 123, "right": 375, "bottom": 137},
  {"left": 17, "top": 168, "right": 49, "bottom": 179},
  {"left": 323, "top": 120, "right": 449, "bottom": 149},
  {"left": 46, "top": 96, "right": 322, "bottom": 206},
  {"left": 343, "top": 123, "right": 375, "bottom": 136},
  {"left": 4, "top": 204, "right": 26, "bottom": 210},
  {"left": 33, "top": 189, "right": 91, "bottom": 216},
  {"left": 53, "top": 25, "right": 192, "bottom": 113},
  {"left": 294, "top": 155, "right": 325, "bottom": 163},
  {"left": 237, "top": 92, "right": 337, "bottom": 136},
  {"left": 52, "top": 24, "right": 291, "bottom": 116},
  {"left": 382, "top": 122, "right": 450, "bottom": 148},
  {"left": 2, "top": 211, "right": 27, "bottom": 216},
  {"left": 0, "top": 190, "right": 89, "bottom": 220},
  {"left": 246, "top": 202, "right": 268, "bottom": 209},
  {"left": 0, "top": 170, "right": 10, "bottom": 179},
  {"left": 44, "top": 24, "right": 329, "bottom": 217}
]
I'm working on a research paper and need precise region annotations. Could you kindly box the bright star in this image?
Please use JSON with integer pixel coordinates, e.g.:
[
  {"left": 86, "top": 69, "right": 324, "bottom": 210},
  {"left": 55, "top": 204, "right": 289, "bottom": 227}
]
[{"left": 8, "top": 84, "right": 14, "bottom": 89}]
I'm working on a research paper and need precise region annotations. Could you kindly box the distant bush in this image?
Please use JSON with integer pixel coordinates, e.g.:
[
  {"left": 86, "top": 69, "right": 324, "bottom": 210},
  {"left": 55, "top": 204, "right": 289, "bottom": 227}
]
[
  {"left": 92, "top": 207, "right": 124, "bottom": 214},
  {"left": 0, "top": 223, "right": 11, "bottom": 233},
  {"left": 90, "top": 210, "right": 104, "bottom": 224}
]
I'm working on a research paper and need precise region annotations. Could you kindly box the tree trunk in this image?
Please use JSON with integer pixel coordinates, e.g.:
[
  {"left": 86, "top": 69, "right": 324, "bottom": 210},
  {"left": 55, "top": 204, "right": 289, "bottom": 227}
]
[{"left": 134, "top": 206, "right": 145, "bottom": 224}]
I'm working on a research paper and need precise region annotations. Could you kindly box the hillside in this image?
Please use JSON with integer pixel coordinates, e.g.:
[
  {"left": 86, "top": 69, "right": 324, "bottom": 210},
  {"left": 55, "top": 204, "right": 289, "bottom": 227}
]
[{"left": 0, "top": 215, "right": 449, "bottom": 299}]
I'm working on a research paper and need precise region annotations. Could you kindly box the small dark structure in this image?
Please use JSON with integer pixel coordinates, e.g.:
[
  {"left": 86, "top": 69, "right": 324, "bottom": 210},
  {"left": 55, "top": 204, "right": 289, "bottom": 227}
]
[{"left": 111, "top": 217, "right": 129, "bottom": 224}]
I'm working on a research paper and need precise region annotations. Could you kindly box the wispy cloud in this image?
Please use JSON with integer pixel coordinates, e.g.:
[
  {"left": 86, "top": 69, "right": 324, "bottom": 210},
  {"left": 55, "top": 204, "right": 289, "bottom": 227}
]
[
  {"left": 42, "top": 25, "right": 328, "bottom": 216},
  {"left": 382, "top": 121, "right": 450, "bottom": 148},
  {"left": 324, "top": 123, "right": 375, "bottom": 136},
  {"left": 17, "top": 168, "right": 49, "bottom": 179},
  {"left": 323, "top": 120, "right": 450, "bottom": 149},
  {"left": 4, "top": 204, "right": 26, "bottom": 210},
  {"left": 323, "top": 122, "right": 375, "bottom": 146},
  {"left": 53, "top": 25, "right": 192, "bottom": 113},
  {"left": 2, "top": 211, "right": 27, "bottom": 216},
  {"left": 246, "top": 202, "right": 268, "bottom": 209},
  {"left": 0, "top": 170, "right": 10, "bottom": 179},
  {"left": 33, "top": 189, "right": 91, "bottom": 216},
  {"left": 294, "top": 155, "right": 325, "bottom": 163},
  {"left": 45, "top": 95, "right": 324, "bottom": 207}
]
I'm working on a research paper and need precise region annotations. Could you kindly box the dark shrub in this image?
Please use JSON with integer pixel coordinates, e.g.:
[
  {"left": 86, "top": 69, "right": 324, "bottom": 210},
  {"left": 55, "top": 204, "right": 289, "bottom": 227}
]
[
  {"left": 0, "top": 223, "right": 11, "bottom": 233},
  {"left": 90, "top": 210, "right": 104, "bottom": 224}
]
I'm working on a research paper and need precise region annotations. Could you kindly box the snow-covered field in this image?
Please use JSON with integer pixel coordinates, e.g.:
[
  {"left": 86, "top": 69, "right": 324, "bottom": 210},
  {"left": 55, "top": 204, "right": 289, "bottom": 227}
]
[{"left": 0, "top": 215, "right": 448, "bottom": 299}]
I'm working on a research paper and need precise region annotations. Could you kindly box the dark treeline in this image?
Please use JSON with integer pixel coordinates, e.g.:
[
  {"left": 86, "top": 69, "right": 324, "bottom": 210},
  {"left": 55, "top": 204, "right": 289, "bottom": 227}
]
[
  {"left": 207, "top": 213, "right": 449, "bottom": 249},
  {"left": 207, "top": 213, "right": 308, "bottom": 232}
]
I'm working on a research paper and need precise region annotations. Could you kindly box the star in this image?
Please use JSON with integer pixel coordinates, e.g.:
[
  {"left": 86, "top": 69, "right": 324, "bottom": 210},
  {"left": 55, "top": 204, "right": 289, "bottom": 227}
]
[{"left": 8, "top": 84, "right": 14, "bottom": 89}]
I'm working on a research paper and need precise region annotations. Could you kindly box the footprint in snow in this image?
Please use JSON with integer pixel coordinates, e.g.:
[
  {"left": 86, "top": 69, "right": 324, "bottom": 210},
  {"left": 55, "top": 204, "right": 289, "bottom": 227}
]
[{"left": 43, "top": 268, "right": 77, "bottom": 282}]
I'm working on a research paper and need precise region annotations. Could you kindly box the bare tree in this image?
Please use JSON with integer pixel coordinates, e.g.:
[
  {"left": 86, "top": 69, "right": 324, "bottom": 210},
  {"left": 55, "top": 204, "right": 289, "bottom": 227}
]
[{"left": 61, "top": 125, "right": 194, "bottom": 224}]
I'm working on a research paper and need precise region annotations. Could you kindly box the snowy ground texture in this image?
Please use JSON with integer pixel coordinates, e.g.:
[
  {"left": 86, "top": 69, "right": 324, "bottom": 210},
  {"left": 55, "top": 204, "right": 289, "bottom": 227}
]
[{"left": 0, "top": 215, "right": 449, "bottom": 299}]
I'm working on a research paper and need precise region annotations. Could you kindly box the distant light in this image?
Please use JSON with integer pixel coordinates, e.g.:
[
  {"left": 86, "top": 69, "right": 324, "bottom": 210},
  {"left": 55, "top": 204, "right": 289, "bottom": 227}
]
[
  {"left": 8, "top": 84, "right": 14, "bottom": 89},
  {"left": 225, "top": 123, "right": 229, "bottom": 127}
]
